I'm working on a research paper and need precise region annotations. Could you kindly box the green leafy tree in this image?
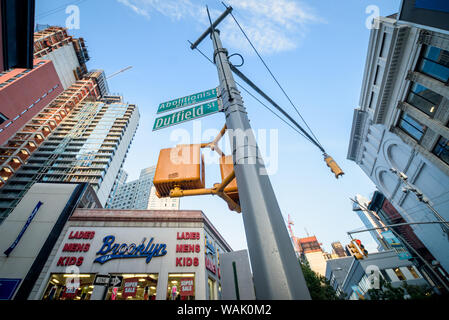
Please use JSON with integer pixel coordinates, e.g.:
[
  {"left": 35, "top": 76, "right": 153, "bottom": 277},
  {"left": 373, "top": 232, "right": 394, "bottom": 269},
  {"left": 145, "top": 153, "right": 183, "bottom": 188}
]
[
  {"left": 300, "top": 260, "right": 343, "bottom": 300},
  {"left": 366, "top": 276, "right": 436, "bottom": 300}
]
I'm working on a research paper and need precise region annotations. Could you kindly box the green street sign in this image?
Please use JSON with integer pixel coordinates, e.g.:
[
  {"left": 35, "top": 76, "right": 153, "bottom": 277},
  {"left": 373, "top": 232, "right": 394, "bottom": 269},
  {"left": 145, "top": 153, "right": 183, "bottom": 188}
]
[
  {"left": 157, "top": 88, "right": 218, "bottom": 114},
  {"left": 153, "top": 100, "right": 220, "bottom": 131}
]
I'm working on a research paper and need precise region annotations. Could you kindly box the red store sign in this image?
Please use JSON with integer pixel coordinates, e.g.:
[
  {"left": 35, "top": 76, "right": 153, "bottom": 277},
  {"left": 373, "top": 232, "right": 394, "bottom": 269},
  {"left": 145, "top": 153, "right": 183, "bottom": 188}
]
[
  {"left": 175, "top": 231, "right": 200, "bottom": 268},
  {"left": 57, "top": 230, "right": 95, "bottom": 267}
]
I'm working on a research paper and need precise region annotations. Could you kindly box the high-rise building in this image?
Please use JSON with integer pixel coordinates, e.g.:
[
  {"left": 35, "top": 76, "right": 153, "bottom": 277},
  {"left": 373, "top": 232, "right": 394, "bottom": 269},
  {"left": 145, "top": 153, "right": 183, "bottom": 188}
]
[
  {"left": 352, "top": 194, "right": 388, "bottom": 252},
  {"left": 0, "top": 84, "right": 139, "bottom": 221},
  {"left": 0, "top": 26, "right": 91, "bottom": 147},
  {"left": 0, "top": 59, "right": 64, "bottom": 145},
  {"left": 296, "top": 236, "right": 328, "bottom": 276},
  {"left": 331, "top": 241, "right": 348, "bottom": 258},
  {"left": 33, "top": 26, "right": 89, "bottom": 89},
  {"left": 368, "top": 191, "right": 449, "bottom": 289},
  {"left": 0, "top": 75, "right": 99, "bottom": 192},
  {"left": 108, "top": 166, "right": 180, "bottom": 210},
  {"left": 105, "top": 168, "right": 128, "bottom": 208},
  {"left": 347, "top": 9, "right": 449, "bottom": 274}
]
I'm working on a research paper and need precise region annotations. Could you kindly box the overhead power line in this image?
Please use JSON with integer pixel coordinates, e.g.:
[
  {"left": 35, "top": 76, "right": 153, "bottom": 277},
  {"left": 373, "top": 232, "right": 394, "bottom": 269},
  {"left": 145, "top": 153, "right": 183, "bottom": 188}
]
[
  {"left": 222, "top": 1, "right": 325, "bottom": 151},
  {"left": 36, "top": 0, "right": 88, "bottom": 19},
  {"left": 188, "top": 40, "right": 316, "bottom": 145}
]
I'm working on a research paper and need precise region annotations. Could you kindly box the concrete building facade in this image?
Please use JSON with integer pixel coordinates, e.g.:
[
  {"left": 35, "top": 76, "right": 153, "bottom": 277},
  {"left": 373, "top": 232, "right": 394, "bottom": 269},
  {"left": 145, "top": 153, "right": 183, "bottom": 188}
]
[
  {"left": 33, "top": 26, "right": 89, "bottom": 90},
  {"left": 0, "top": 182, "right": 101, "bottom": 300},
  {"left": 327, "top": 251, "right": 428, "bottom": 300},
  {"left": 0, "top": 60, "right": 64, "bottom": 145},
  {"left": 29, "top": 208, "right": 231, "bottom": 300},
  {"left": 347, "top": 15, "right": 449, "bottom": 275},
  {"left": 220, "top": 250, "right": 255, "bottom": 300}
]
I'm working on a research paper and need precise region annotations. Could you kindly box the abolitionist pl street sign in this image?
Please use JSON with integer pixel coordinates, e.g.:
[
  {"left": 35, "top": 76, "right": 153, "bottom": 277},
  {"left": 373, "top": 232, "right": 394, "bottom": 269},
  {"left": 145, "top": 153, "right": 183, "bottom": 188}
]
[
  {"left": 157, "top": 88, "right": 218, "bottom": 114},
  {"left": 153, "top": 100, "right": 220, "bottom": 131}
]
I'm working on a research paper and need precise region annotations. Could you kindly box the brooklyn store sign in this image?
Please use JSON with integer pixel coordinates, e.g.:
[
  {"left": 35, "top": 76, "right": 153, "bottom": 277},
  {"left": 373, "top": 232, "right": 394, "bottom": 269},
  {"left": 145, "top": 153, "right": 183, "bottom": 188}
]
[{"left": 94, "top": 236, "right": 167, "bottom": 264}]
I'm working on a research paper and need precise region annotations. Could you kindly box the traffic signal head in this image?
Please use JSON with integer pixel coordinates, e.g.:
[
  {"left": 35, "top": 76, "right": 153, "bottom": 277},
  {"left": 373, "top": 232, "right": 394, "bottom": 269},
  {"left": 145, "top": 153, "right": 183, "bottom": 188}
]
[
  {"left": 219, "top": 155, "right": 239, "bottom": 209},
  {"left": 153, "top": 144, "right": 205, "bottom": 197},
  {"left": 354, "top": 239, "right": 368, "bottom": 257},
  {"left": 324, "top": 155, "right": 344, "bottom": 179},
  {"left": 348, "top": 241, "right": 363, "bottom": 260}
]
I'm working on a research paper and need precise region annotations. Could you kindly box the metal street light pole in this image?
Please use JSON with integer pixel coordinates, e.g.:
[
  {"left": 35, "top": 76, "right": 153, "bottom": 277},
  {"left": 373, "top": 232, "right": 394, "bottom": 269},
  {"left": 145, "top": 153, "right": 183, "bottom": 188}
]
[{"left": 191, "top": 7, "right": 311, "bottom": 299}]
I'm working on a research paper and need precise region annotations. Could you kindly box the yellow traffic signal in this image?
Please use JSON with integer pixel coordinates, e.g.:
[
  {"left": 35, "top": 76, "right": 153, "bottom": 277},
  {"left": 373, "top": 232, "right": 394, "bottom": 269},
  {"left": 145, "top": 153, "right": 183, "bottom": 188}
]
[
  {"left": 348, "top": 241, "right": 363, "bottom": 260},
  {"left": 153, "top": 144, "right": 205, "bottom": 197},
  {"left": 355, "top": 239, "right": 368, "bottom": 257},
  {"left": 219, "top": 155, "right": 239, "bottom": 210},
  {"left": 324, "top": 154, "right": 344, "bottom": 179}
]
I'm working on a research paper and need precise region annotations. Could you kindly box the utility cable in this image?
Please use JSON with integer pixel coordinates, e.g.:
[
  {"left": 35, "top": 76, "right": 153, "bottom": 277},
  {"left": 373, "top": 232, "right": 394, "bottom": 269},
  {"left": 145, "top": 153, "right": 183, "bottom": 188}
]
[
  {"left": 222, "top": 1, "right": 325, "bottom": 152},
  {"left": 188, "top": 41, "right": 316, "bottom": 144},
  {"left": 36, "top": 0, "right": 87, "bottom": 19}
]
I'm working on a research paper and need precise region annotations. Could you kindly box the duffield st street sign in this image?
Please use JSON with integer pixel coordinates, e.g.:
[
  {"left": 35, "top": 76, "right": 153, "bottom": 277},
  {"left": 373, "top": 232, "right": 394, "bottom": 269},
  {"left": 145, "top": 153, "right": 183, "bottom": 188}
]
[
  {"left": 157, "top": 88, "right": 218, "bottom": 114},
  {"left": 153, "top": 100, "right": 220, "bottom": 131}
]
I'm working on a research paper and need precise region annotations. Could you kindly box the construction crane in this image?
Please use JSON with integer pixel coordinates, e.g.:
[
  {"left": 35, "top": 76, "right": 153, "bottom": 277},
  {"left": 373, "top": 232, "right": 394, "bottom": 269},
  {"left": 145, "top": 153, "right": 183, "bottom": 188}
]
[{"left": 106, "top": 66, "right": 133, "bottom": 80}]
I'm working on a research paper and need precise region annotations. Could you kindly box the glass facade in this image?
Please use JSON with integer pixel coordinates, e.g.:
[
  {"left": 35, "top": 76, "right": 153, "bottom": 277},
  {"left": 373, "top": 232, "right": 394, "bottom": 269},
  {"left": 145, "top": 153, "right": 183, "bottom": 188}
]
[
  {"left": 418, "top": 45, "right": 449, "bottom": 83},
  {"left": 42, "top": 274, "right": 95, "bottom": 301},
  {"left": 407, "top": 83, "right": 443, "bottom": 117},
  {"left": 42, "top": 273, "right": 159, "bottom": 301},
  {"left": 106, "top": 274, "right": 158, "bottom": 300},
  {"left": 398, "top": 113, "right": 426, "bottom": 141},
  {"left": 433, "top": 136, "right": 449, "bottom": 165}
]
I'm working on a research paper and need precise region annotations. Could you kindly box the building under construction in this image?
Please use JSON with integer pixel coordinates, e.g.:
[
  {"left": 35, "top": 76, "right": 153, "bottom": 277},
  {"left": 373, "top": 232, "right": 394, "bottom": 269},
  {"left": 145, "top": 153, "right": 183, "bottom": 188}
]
[
  {"left": 33, "top": 26, "right": 89, "bottom": 89},
  {"left": 0, "top": 72, "right": 139, "bottom": 223}
]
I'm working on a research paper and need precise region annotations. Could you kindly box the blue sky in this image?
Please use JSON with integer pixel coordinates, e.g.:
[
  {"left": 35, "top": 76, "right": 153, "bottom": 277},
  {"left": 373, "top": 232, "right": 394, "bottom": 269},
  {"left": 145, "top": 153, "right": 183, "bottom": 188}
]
[{"left": 36, "top": 0, "right": 401, "bottom": 253}]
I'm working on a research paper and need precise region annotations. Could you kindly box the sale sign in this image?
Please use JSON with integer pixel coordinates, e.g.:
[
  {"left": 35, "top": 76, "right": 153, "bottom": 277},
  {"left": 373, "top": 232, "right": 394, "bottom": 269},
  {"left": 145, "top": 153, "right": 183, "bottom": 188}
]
[
  {"left": 180, "top": 278, "right": 194, "bottom": 297},
  {"left": 123, "top": 278, "right": 139, "bottom": 298}
]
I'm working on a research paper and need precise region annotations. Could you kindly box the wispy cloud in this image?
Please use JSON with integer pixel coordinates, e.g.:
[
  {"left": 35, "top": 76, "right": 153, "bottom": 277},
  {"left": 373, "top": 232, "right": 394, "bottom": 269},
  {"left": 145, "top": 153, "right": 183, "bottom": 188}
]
[{"left": 116, "top": 0, "right": 323, "bottom": 54}]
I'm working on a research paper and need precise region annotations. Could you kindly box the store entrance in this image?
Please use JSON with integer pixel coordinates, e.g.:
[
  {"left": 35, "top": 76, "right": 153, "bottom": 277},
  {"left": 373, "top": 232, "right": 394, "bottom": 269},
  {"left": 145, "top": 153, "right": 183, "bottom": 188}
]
[{"left": 42, "top": 273, "right": 159, "bottom": 300}]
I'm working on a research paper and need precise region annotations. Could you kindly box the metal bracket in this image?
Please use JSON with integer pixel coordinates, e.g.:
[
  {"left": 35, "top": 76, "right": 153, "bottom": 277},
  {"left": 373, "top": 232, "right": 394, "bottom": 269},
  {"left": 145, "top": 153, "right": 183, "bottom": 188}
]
[{"left": 168, "top": 124, "right": 241, "bottom": 213}]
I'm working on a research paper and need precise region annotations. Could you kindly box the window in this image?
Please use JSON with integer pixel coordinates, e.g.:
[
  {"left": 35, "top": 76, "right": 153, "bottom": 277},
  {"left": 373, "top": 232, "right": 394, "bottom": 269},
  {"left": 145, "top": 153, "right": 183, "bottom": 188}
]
[
  {"left": 0, "top": 113, "right": 8, "bottom": 125},
  {"left": 398, "top": 113, "right": 426, "bottom": 141},
  {"left": 373, "top": 65, "right": 380, "bottom": 85},
  {"left": 42, "top": 273, "right": 96, "bottom": 300},
  {"left": 167, "top": 273, "right": 195, "bottom": 300},
  {"left": 393, "top": 267, "right": 406, "bottom": 281},
  {"left": 103, "top": 274, "right": 159, "bottom": 300},
  {"left": 417, "top": 45, "right": 449, "bottom": 83},
  {"left": 407, "top": 266, "right": 420, "bottom": 279},
  {"left": 379, "top": 33, "right": 387, "bottom": 58},
  {"left": 407, "top": 83, "right": 442, "bottom": 117},
  {"left": 207, "top": 277, "right": 216, "bottom": 300},
  {"left": 368, "top": 92, "right": 374, "bottom": 109},
  {"left": 433, "top": 136, "right": 449, "bottom": 165}
]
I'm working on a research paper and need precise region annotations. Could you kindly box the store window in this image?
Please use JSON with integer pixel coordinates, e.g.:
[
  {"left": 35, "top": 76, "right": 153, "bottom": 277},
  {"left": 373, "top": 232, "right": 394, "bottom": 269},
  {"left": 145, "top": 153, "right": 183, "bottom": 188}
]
[
  {"left": 42, "top": 273, "right": 95, "bottom": 301},
  {"left": 417, "top": 45, "right": 449, "bottom": 83},
  {"left": 433, "top": 136, "right": 449, "bottom": 165},
  {"left": 393, "top": 267, "right": 406, "bottom": 281},
  {"left": 398, "top": 113, "right": 426, "bottom": 141},
  {"left": 406, "top": 83, "right": 442, "bottom": 117},
  {"left": 166, "top": 273, "right": 195, "bottom": 300},
  {"left": 208, "top": 277, "right": 216, "bottom": 300},
  {"left": 105, "top": 274, "right": 158, "bottom": 300}
]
